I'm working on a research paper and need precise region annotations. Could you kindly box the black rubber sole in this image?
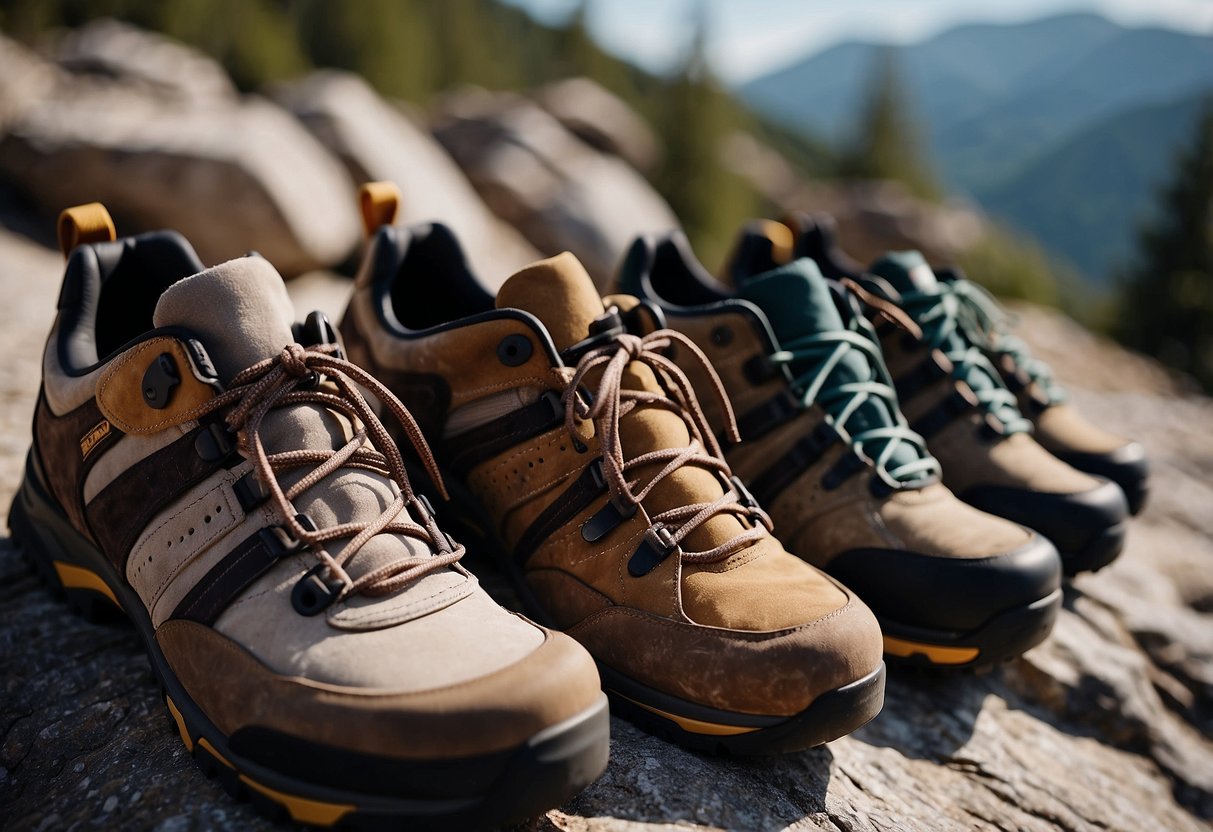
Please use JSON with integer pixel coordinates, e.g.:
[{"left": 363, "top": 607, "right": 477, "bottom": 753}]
[
  {"left": 9, "top": 452, "right": 610, "bottom": 829},
  {"left": 879, "top": 588, "right": 1062, "bottom": 670},
  {"left": 1060, "top": 521, "right": 1126, "bottom": 576},
  {"left": 599, "top": 662, "right": 885, "bottom": 755}
]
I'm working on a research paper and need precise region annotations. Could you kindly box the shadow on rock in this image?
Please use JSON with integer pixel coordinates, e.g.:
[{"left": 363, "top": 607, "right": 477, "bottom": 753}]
[{"left": 562, "top": 717, "right": 834, "bottom": 831}]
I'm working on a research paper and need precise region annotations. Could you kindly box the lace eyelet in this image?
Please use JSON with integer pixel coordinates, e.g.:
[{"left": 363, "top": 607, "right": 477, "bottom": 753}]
[
  {"left": 497, "top": 334, "right": 533, "bottom": 366},
  {"left": 291, "top": 563, "right": 344, "bottom": 616}
]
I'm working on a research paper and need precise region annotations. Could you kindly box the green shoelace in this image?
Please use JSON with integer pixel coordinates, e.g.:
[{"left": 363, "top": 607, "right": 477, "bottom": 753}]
[
  {"left": 941, "top": 277, "right": 1067, "bottom": 405},
  {"left": 770, "top": 327, "right": 942, "bottom": 490},
  {"left": 895, "top": 281, "right": 1035, "bottom": 433}
]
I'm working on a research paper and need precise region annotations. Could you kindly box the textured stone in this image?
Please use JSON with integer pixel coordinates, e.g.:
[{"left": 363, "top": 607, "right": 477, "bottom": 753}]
[
  {"left": 0, "top": 82, "right": 358, "bottom": 277},
  {"left": 535, "top": 77, "right": 661, "bottom": 173},
  {"left": 273, "top": 70, "right": 539, "bottom": 286},
  {"left": 2, "top": 220, "right": 1212, "bottom": 831},
  {"left": 51, "top": 18, "right": 237, "bottom": 104},
  {"left": 434, "top": 89, "right": 679, "bottom": 289}
]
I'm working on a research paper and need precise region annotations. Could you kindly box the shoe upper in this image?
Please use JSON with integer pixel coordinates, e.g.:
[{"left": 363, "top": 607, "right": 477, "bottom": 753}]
[
  {"left": 341, "top": 219, "right": 883, "bottom": 717},
  {"left": 33, "top": 215, "right": 601, "bottom": 765},
  {"left": 616, "top": 228, "right": 1061, "bottom": 634},
  {"left": 781, "top": 215, "right": 1130, "bottom": 556}
]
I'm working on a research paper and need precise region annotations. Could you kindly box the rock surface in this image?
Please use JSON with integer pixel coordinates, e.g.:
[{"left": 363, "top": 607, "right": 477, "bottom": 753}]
[
  {"left": 0, "top": 35, "right": 359, "bottom": 277},
  {"left": 535, "top": 77, "right": 661, "bottom": 173},
  {"left": 722, "top": 131, "right": 985, "bottom": 264},
  {"left": 434, "top": 89, "right": 680, "bottom": 288},
  {"left": 273, "top": 71, "right": 539, "bottom": 286},
  {"left": 51, "top": 18, "right": 238, "bottom": 104},
  {"left": 2, "top": 224, "right": 1211, "bottom": 831}
]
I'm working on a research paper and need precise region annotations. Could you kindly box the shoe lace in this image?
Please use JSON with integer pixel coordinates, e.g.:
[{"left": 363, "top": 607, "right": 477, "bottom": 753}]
[
  {"left": 944, "top": 277, "right": 1067, "bottom": 405},
  {"left": 196, "top": 342, "right": 463, "bottom": 600},
  {"left": 563, "top": 330, "right": 773, "bottom": 564},
  {"left": 895, "top": 281, "right": 1033, "bottom": 433},
  {"left": 769, "top": 324, "right": 941, "bottom": 489}
]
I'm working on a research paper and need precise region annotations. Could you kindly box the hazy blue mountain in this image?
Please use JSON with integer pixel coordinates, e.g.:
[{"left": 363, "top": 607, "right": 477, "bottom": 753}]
[
  {"left": 739, "top": 12, "right": 1213, "bottom": 282},
  {"left": 935, "top": 26, "right": 1213, "bottom": 191},
  {"left": 977, "top": 93, "right": 1209, "bottom": 283},
  {"left": 740, "top": 13, "right": 1127, "bottom": 143}
]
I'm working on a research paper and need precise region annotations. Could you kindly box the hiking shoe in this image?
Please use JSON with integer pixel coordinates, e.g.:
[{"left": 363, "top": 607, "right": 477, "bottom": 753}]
[
  {"left": 933, "top": 267, "right": 1149, "bottom": 514},
  {"left": 10, "top": 203, "right": 609, "bottom": 829},
  {"left": 340, "top": 191, "right": 885, "bottom": 754},
  {"left": 617, "top": 227, "right": 1062, "bottom": 668},
  {"left": 778, "top": 216, "right": 1128, "bottom": 574}
]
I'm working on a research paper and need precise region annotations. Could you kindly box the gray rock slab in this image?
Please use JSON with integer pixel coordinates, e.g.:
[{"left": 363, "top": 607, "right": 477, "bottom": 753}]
[{"left": 1, "top": 232, "right": 1210, "bottom": 831}]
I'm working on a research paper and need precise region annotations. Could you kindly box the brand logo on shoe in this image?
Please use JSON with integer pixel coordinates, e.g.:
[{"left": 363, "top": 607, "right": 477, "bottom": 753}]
[{"left": 80, "top": 419, "right": 111, "bottom": 459}]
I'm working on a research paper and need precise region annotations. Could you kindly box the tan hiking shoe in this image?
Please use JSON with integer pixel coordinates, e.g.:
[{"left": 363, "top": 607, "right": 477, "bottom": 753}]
[
  {"left": 10, "top": 203, "right": 608, "bottom": 829},
  {"left": 617, "top": 228, "right": 1063, "bottom": 669},
  {"left": 775, "top": 216, "right": 1129, "bottom": 575},
  {"left": 340, "top": 194, "right": 885, "bottom": 754}
]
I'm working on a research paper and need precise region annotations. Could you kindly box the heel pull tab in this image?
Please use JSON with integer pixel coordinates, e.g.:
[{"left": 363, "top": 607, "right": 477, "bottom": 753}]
[
  {"left": 57, "top": 203, "right": 117, "bottom": 258},
  {"left": 358, "top": 181, "right": 401, "bottom": 239}
]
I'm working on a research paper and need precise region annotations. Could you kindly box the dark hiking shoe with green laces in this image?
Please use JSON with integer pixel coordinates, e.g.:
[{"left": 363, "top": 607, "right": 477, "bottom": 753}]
[
  {"left": 617, "top": 229, "right": 1062, "bottom": 668},
  {"left": 777, "top": 217, "right": 1129, "bottom": 574},
  {"left": 931, "top": 266, "right": 1149, "bottom": 515}
]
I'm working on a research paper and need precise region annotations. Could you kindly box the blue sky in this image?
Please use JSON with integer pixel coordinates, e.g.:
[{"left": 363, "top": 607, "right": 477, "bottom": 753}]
[{"left": 503, "top": 0, "right": 1213, "bottom": 83}]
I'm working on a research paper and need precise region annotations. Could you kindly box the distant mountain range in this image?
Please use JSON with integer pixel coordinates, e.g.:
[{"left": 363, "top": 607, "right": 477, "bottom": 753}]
[{"left": 740, "top": 12, "right": 1213, "bottom": 284}]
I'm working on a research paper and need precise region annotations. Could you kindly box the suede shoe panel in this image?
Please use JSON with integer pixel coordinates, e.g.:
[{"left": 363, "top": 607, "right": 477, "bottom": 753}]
[
  {"left": 930, "top": 422, "right": 1100, "bottom": 495},
  {"left": 680, "top": 536, "right": 848, "bottom": 630},
  {"left": 157, "top": 619, "right": 601, "bottom": 760},
  {"left": 1034, "top": 402, "right": 1130, "bottom": 456},
  {"left": 568, "top": 587, "right": 881, "bottom": 717}
]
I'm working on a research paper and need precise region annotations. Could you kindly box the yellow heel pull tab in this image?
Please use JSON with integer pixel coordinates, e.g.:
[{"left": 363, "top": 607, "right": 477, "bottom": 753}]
[
  {"left": 358, "top": 181, "right": 401, "bottom": 238},
  {"left": 756, "top": 219, "right": 794, "bottom": 265},
  {"left": 58, "top": 203, "right": 117, "bottom": 258}
]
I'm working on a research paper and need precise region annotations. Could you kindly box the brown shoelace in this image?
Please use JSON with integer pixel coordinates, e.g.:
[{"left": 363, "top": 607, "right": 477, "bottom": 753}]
[
  {"left": 196, "top": 343, "right": 462, "bottom": 600},
  {"left": 564, "top": 330, "right": 772, "bottom": 564}
]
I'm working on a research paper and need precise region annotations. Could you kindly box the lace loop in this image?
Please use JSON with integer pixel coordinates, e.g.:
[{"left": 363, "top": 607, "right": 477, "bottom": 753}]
[
  {"left": 771, "top": 329, "right": 940, "bottom": 488},
  {"left": 196, "top": 342, "right": 463, "bottom": 601},
  {"left": 564, "top": 328, "right": 771, "bottom": 565},
  {"left": 945, "top": 279, "right": 1066, "bottom": 405},
  {"left": 895, "top": 283, "right": 1034, "bottom": 433}
]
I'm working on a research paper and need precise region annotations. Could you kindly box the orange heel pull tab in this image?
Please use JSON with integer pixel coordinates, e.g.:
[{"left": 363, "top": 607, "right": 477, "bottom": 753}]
[
  {"left": 756, "top": 219, "right": 794, "bottom": 265},
  {"left": 358, "top": 181, "right": 401, "bottom": 238},
  {"left": 58, "top": 203, "right": 116, "bottom": 257}
]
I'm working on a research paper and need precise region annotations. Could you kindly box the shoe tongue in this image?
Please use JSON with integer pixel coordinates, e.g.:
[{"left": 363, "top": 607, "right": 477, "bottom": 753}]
[
  {"left": 154, "top": 256, "right": 453, "bottom": 604},
  {"left": 499, "top": 254, "right": 749, "bottom": 555},
  {"left": 869, "top": 251, "right": 939, "bottom": 294},
  {"left": 495, "top": 252, "right": 605, "bottom": 352},
  {"left": 153, "top": 255, "right": 297, "bottom": 384},
  {"left": 735, "top": 258, "right": 846, "bottom": 340},
  {"left": 737, "top": 259, "right": 925, "bottom": 481}
]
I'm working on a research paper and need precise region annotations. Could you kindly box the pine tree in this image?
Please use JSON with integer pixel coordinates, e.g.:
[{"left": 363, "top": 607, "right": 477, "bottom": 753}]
[
  {"left": 1116, "top": 103, "right": 1213, "bottom": 390},
  {"left": 841, "top": 46, "right": 939, "bottom": 200}
]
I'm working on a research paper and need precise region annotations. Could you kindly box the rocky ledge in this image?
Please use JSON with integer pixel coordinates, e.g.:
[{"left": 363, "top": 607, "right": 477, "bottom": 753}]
[{"left": 0, "top": 227, "right": 1211, "bottom": 832}]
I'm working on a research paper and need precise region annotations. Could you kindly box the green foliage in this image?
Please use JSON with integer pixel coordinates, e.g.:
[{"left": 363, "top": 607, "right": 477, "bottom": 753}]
[
  {"left": 839, "top": 47, "right": 939, "bottom": 201},
  {"left": 1115, "top": 103, "right": 1213, "bottom": 389}
]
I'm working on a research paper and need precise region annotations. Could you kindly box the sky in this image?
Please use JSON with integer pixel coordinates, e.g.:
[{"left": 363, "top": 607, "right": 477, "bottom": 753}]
[{"left": 503, "top": 0, "right": 1213, "bottom": 84}]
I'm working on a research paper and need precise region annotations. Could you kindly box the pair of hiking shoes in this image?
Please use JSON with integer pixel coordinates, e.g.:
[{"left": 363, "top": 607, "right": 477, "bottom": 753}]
[{"left": 12, "top": 190, "right": 1144, "bottom": 829}]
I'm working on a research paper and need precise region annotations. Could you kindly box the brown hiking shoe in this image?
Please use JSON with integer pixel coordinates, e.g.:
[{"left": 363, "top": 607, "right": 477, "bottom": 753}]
[
  {"left": 617, "top": 228, "right": 1062, "bottom": 669},
  {"left": 777, "top": 216, "right": 1129, "bottom": 575},
  {"left": 935, "top": 266, "right": 1149, "bottom": 514},
  {"left": 10, "top": 203, "right": 608, "bottom": 829},
  {"left": 340, "top": 195, "right": 885, "bottom": 754}
]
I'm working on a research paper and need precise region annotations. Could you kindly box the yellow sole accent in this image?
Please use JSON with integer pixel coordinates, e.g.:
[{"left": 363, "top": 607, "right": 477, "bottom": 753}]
[
  {"left": 165, "top": 697, "right": 193, "bottom": 752},
  {"left": 614, "top": 692, "right": 761, "bottom": 736},
  {"left": 239, "top": 775, "right": 356, "bottom": 827},
  {"left": 198, "top": 737, "right": 235, "bottom": 769},
  {"left": 52, "top": 561, "right": 120, "bottom": 608},
  {"left": 883, "top": 635, "right": 980, "bottom": 665}
]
